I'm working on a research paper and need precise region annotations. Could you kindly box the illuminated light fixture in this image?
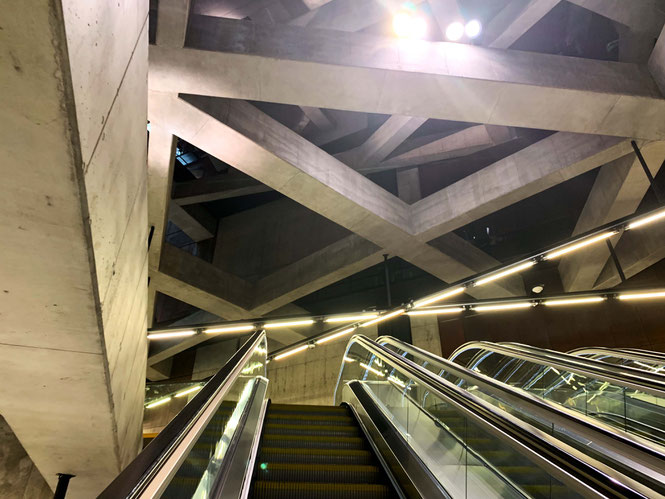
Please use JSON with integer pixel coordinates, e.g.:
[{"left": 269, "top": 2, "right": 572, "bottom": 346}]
[
  {"left": 544, "top": 297, "right": 605, "bottom": 307},
  {"left": 407, "top": 307, "right": 464, "bottom": 316},
  {"left": 393, "top": 10, "right": 427, "bottom": 39},
  {"left": 445, "top": 21, "right": 465, "bottom": 41},
  {"left": 465, "top": 19, "right": 482, "bottom": 38},
  {"left": 174, "top": 385, "right": 202, "bottom": 398},
  {"left": 316, "top": 327, "right": 356, "bottom": 345},
  {"left": 343, "top": 356, "right": 355, "bottom": 363},
  {"left": 627, "top": 209, "right": 665, "bottom": 230},
  {"left": 325, "top": 314, "right": 378, "bottom": 323},
  {"left": 475, "top": 262, "right": 534, "bottom": 287},
  {"left": 474, "top": 302, "right": 534, "bottom": 312},
  {"left": 360, "top": 309, "right": 405, "bottom": 327},
  {"left": 545, "top": 232, "right": 616, "bottom": 260},
  {"left": 274, "top": 344, "right": 309, "bottom": 361},
  {"left": 204, "top": 325, "right": 255, "bottom": 334},
  {"left": 264, "top": 319, "right": 315, "bottom": 329},
  {"left": 147, "top": 330, "right": 197, "bottom": 340},
  {"left": 413, "top": 286, "right": 466, "bottom": 308},
  {"left": 360, "top": 362, "right": 385, "bottom": 377},
  {"left": 146, "top": 397, "right": 171, "bottom": 409},
  {"left": 618, "top": 291, "right": 665, "bottom": 301}
]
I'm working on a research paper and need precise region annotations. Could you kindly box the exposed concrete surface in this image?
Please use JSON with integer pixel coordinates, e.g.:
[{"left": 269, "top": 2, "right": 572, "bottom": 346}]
[
  {"left": 650, "top": 24, "right": 665, "bottom": 95},
  {"left": 152, "top": 16, "right": 665, "bottom": 139},
  {"left": 409, "top": 315, "right": 443, "bottom": 357},
  {"left": 173, "top": 172, "right": 272, "bottom": 205},
  {"left": 0, "top": 1, "right": 149, "bottom": 496},
  {"left": 484, "top": 0, "right": 561, "bottom": 49},
  {"left": 0, "top": 417, "right": 52, "bottom": 498}
]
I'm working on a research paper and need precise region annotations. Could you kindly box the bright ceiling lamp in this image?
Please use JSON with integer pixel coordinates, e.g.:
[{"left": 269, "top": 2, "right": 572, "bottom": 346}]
[
  {"left": 627, "top": 209, "right": 665, "bottom": 229},
  {"left": 146, "top": 397, "right": 171, "bottom": 409},
  {"left": 545, "top": 232, "right": 616, "bottom": 260},
  {"left": 316, "top": 327, "right": 356, "bottom": 345},
  {"left": 360, "top": 309, "right": 405, "bottom": 327},
  {"left": 413, "top": 286, "right": 465, "bottom": 308},
  {"left": 475, "top": 261, "right": 534, "bottom": 287},
  {"left": 174, "top": 385, "right": 202, "bottom": 398},
  {"left": 147, "top": 330, "right": 197, "bottom": 340},
  {"left": 325, "top": 314, "right": 377, "bottom": 323},
  {"left": 274, "top": 344, "right": 309, "bottom": 361},
  {"left": 544, "top": 297, "right": 605, "bottom": 307},
  {"left": 393, "top": 10, "right": 427, "bottom": 39},
  {"left": 465, "top": 19, "right": 482, "bottom": 38},
  {"left": 474, "top": 302, "right": 533, "bottom": 312},
  {"left": 407, "top": 307, "right": 464, "bottom": 316},
  {"left": 264, "top": 319, "right": 315, "bottom": 329},
  {"left": 618, "top": 291, "right": 665, "bottom": 301},
  {"left": 204, "top": 325, "right": 255, "bottom": 334},
  {"left": 445, "top": 21, "right": 465, "bottom": 41}
]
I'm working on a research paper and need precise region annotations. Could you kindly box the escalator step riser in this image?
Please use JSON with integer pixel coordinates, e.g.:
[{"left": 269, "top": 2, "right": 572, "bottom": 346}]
[
  {"left": 255, "top": 465, "right": 383, "bottom": 484},
  {"left": 251, "top": 481, "right": 393, "bottom": 499},
  {"left": 269, "top": 404, "right": 349, "bottom": 415},
  {"left": 259, "top": 448, "right": 374, "bottom": 465},
  {"left": 264, "top": 424, "right": 360, "bottom": 437},
  {"left": 262, "top": 435, "right": 366, "bottom": 450},
  {"left": 266, "top": 416, "right": 355, "bottom": 426}
]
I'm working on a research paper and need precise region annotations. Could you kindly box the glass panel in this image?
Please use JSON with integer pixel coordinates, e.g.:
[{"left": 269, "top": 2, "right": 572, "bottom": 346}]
[{"left": 160, "top": 336, "right": 267, "bottom": 498}]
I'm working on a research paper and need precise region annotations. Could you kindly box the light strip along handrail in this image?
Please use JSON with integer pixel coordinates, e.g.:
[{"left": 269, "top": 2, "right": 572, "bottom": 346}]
[
  {"left": 450, "top": 341, "right": 665, "bottom": 398},
  {"left": 99, "top": 330, "right": 267, "bottom": 499},
  {"left": 568, "top": 347, "right": 665, "bottom": 370},
  {"left": 346, "top": 335, "right": 645, "bottom": 498},
  {"left": 376, "top": 336, "right": 665, "bottom": 483}
]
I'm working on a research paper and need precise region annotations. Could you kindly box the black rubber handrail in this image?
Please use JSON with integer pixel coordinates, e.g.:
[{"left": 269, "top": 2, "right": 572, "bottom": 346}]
[{"left": 98, "top": 330, "right": 266, "bottom": 499}]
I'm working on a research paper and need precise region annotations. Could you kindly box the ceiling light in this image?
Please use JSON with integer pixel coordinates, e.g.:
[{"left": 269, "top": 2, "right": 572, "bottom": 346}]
[
  {"left": 445, "top": 22, "right": 465, "bottom": 41},
  {"left": 147, "top": 330, "right": 197, "bottom": 340},
  {"left": 393, "top": 11, "right": 427, "bottom": 39},
  {"left": 407, "top": 307, "right": 464, "bottom": 316},
  {"left": 618, "top": 291, "right": 665, "bottom": 301},
  {"left": 531, "top": 285, "right": 544, "bottom": 294},
  {"left": 273, "top": 344, "right": 309, "bottom": 360},
  {"left": 204, "top": 325, "right": 255, "bottom": 334},
  {"left": 264, "top": 319, "right": 315, "bottom": 329},
  {"left": 146, "top": 397, "right": 171, "bottom": 409},
  {"left": 475, "top": 262, "right": 534, "bottom": 287},
  {"left": 360, "top": 362, "right": 385, "bottom": 377},
  {"left": 174, "top": 385, "right": 202, "bottom": 398},
  {"left": 325, "top": 314, "right": 378, "bottom": 323},
  {"left": 473, "top": 302, "right": 534, "bottom": 312},
  {"left": 465, "top": 20, "right": 482, "bottom": 38},
  {"left": 627, "top": 209, "right": 665, "bottom": 229},
  {"left": 413, "top": 286, "right": 465, "bottom": 308},
  {"left": 544, "top": 297, "right": 605, "bottom": 307},
  {"left": 315, "top": 327, "right": 356, "bottom": 345},
  {"left": 360, "top": 309, "right": 405, "bottom": 327},
  {"left": 545, "top": 232, "right": 616, "bottom": 260}
]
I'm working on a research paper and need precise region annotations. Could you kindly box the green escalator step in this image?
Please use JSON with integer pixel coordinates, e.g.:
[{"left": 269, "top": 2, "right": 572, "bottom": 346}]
[
  {"left": 263, "top": 423, "right": 360, "bottom": 437},
  {"left": 259, "top": 447, "right": 374, "bottom": 465},
  {"left": 251, "top": 481, "right": 394, "bottom": 499},
  {"left": 262, "top": 434, "right": 366, "bottom": 450},
  {"left": 255, "top": 463, "right": 383, "bottom": 484},
  {"left": 266, "top": 413, "right": 355, "bottom": 424},
  {"left": 269, "top": 404, "right": 348, "bottom": 413}
]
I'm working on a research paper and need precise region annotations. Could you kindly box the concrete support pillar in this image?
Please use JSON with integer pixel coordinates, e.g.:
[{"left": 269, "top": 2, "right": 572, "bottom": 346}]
[
  {"left": 409, "top": 315, "right": 444, "bottom": 357},
  {"left": 397, "top": 168, "right": 423, "bottom": 205}
]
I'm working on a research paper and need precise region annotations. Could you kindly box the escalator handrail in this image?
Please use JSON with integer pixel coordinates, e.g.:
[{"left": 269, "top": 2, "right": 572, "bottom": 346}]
[
  {"left": 98, "top": 330, "right": 267, "bottom": 499},
  {"left": 450, "top": 341, "right": 665, "bottom": 398},
  {"left": 376, "top": 336, "right": 665, "bottom": 466},
  {"left": 568, "top": 347, "right": 665, "bottom": 368},
  {"left": 618, "top": 348, "right": 665, "bottom": 363},
  {"left": 344, "top": 334, "right": 647, "bottom": 499}
]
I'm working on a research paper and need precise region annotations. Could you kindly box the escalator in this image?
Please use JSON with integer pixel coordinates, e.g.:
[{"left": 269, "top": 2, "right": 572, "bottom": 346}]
[
  {"left": 568, "top": 347, "right": 665, "bottom": 376},
  {"left": 99, "top": 331, "right": 664, "bottom": 498}
]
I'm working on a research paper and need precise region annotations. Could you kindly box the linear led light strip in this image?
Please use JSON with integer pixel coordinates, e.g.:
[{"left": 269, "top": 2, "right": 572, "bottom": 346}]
[
  {"left": 147, "top": 330, "right": 197, "bottom": 340},
  {"left": 619, "top": 291, "right": 665, "bottom": 301},
  {"left": 325, "top": 314, "right": 378, "bottom": 323},
  {"left": 264, "top": 319, "right": 315, "bottom": 329},
  {"left": 316, "top": 327, "right": 356, "bottom": 345},
  {"left": 544, "top": 231, "right": 617, "bottom": 260}
]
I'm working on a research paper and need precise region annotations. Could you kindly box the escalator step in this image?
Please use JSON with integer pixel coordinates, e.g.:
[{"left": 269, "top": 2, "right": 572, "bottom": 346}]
[
  {"left": 262, "top": 434, "right": 365, "bottom": 450},
  {"left": 266, "top": 414, "right": 355, "bottom": 426},
  {"left": 269, "top": 404, "right": 349, "bottom": 414},
  {"left": 264, "top": 423, "right": 360, "bottom": 437},
  {"left": 251, "top": 481, "right": 393, "bottom": 499},
  {"left": 259, "top": 447, "right": 374, "bottom": 465},
  {"left": 255, "top": 463, "right": 382, "bottom": 484}
]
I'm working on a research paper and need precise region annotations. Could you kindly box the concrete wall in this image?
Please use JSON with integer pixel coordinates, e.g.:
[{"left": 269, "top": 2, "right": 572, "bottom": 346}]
[
  {"left": 0, "top": 417, "right": 51, "bottom": 499},
  {"left": 267, "top": 325, "right": 378, "bottom": 406},
  {"left": 0, "top": 1, "right": 148, "bottom": 496},
  {"left": 409, "top": 315, "right": 443, "bottom": 357}
]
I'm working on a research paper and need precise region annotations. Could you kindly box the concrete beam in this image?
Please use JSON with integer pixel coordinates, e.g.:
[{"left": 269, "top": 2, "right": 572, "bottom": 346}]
[
  {"left": 484, "top": 0, "right": 561, "bottom": 49},
  {"left": 559, "top": 142, "right": 665, "bottom": 291},
  {"left": 567, "top": 0, "right": 665, "bottom": 37},
  {"left": 378, "top": 125, "right": 515, "bottom": 171},
  {"left": 168, "top": 201, "right": 215, "bottom": 241},
  {"left": 173, "top": 172, "right": 272, "bottom": 205},
  {"left": 650, "top": 23, "right": 665, "bottom": 95},
  {"left": 152, "top": 17, "right": 665, "bottom": 139},
  {"left": 411, "top": 133, "right": 636, "bottom": 242},
  {"left": 306, "top": 109, "right": 368, "bottom": 146},
  {"left": 156, "top": 0, "right": 191, "bottom": 47},
  {"left": 300, "top": 106, "right": 335, "bottom": 131},
  {"left": 428, "top": 0, "right": 465, "bottom": 38},
  {"left": 290, "top": 0, "right": 396, "bottom": 31},
  {"left": 397, "top": 168, "right": 422, "bottom": 205}
]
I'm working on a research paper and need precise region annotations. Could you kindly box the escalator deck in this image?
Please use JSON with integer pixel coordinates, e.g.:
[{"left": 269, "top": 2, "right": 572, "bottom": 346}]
[{"left": 250, "top": 403, "right": 397, "bottom": 499}]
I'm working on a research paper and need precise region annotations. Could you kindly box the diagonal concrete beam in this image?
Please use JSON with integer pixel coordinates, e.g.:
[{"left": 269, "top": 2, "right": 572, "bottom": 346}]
[
  {"left": 567, "top": 0, "right": 665, "bottom": 38},
  {"left": 151, "top": 16, "right": 665, "bottom": 139},
  {"left": 290, "top": 0, "right": 399, "bottom": 31},
  {"left": 377, "top": 125, "right": 516, "bottom": 171},
  {"left": 307, "top": 109, "right": 368, "bottom": 146},
  {"left": 173, "top": 172, "right": 272, "bottom": 205},
  {"left": 650, "top": 23, "right": 665, "bottom": 95},
  {"left": 411, "top": 133, "right": 636, "bottom": 242},
  {"left": 559, "top": 142, "right": 665, "bottom": 291},
  {"left": 484, "top": 0, "right": 561, "bottom": 49},
  {"left": 168, "top": 201, "right": 215, "bottom": 241}
]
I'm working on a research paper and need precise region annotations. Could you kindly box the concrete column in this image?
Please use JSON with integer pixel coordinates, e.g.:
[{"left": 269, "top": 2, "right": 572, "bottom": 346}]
[
  {"left": 1, "top": 2, "right": 149, "bottom": 496},
  {"left": 397, "top": 168, "right": 423, "bottom": 205},
  {"left": 409, "top": 315, "right": 443, "bottom": 357}
]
